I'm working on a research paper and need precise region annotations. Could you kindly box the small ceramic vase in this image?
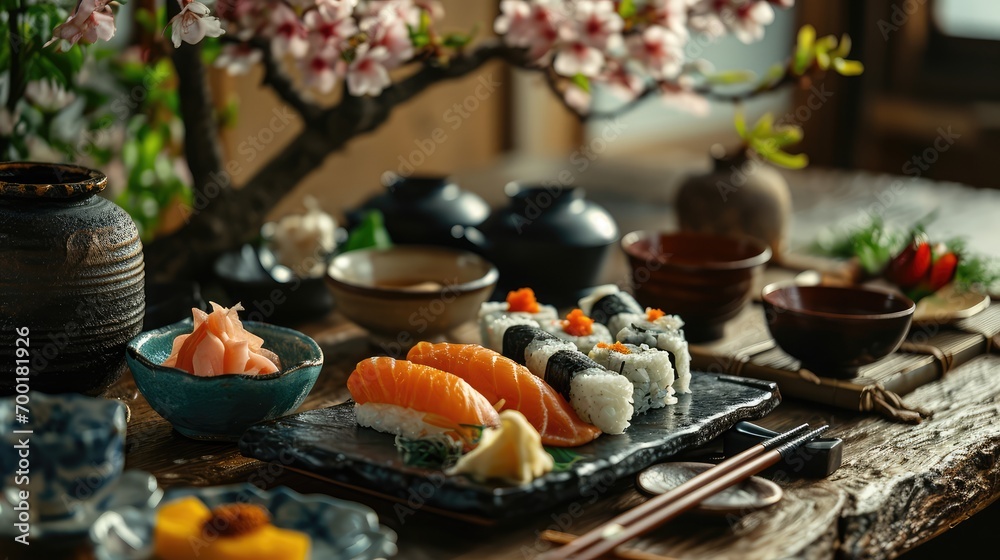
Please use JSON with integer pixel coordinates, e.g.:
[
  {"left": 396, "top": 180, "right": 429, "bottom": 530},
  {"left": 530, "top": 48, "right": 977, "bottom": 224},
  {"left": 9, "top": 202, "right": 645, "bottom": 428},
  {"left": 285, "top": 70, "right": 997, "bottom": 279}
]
[
  {"left": 675, "top": 148, "right": 791, "bottom": 261},
  {"left": 0, "top": 162, "right": 145, "bottom": 396}
]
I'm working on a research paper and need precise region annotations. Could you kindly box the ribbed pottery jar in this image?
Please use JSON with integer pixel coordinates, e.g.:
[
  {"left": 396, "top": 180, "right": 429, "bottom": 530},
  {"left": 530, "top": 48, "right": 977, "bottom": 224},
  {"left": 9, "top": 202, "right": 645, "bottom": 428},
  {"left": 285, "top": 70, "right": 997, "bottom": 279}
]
[{"left": 0, "top": 162, "right": 145, "bottom": 396}]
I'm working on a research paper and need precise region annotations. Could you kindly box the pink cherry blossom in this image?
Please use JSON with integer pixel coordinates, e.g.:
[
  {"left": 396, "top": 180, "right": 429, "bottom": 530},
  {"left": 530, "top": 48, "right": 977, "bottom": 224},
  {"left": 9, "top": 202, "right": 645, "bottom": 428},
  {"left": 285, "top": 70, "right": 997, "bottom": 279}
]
[
  {"left": 721, "top": 0, "right": 775, "bottom": 44},
  {"left": 271, "top": 2, "right": 310, "bottom": 58},
  {"left": 169, "top": 1, "right": 225, "bottom": 49},
  {"left": 46, "top": 0, "right": 116, "bottom": 49},
  {"left": 523, "top": 1, "right": 565, "bottom": 60},
  {"left": 347, "top": 44, "right": 391, "bottom": 96},
  {"left": 688, "top": 0, "right": 728, "bottom": 39},
  {"left": 304, "top": 3, "right": 358, "bottom": 51},
  {"left": 650, "top": 0, "right": 691, "bottom": 39},
  {"left": 495, "top": 1, "right": 534, "bottom": 47},
  {"left": 572, "top": 0, "right": 623, "bottom": 51},
  {"left": 563, "top": 82, "right": 592, "bottom": 114},
  {"left": 366, "top": 11, "right": 414, "bottom": 67},
  {"left": 628, "top": 25, "right": 684, "bottom": 80},
  {"left": 554, "top": 40, "right": 605, "bottom": 77},
  {"left": 303, "top": 47, "right": 344, "bottom": 94},
  {"left": 214, "top": 42, "right": 263, "bottom": 75},
  {"left": 603, "top": 62, "right": 645, "bottom": 101}
]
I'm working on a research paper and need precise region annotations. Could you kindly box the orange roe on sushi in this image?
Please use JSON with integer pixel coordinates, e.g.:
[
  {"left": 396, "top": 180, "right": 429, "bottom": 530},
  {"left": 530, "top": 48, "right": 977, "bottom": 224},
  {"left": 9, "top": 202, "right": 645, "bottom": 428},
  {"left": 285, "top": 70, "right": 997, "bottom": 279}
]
[
  {"left": 507, "top": 288, "right": 540, "bottom": 313},
  {"left": 561, "top": 309, "right": 595, "bottom": 336},
  {"left": 646, "top": 308, "right": 666, "bottom": 321},
  {"left": 595, "top": 341, "right": 632, "bottom": 354}
]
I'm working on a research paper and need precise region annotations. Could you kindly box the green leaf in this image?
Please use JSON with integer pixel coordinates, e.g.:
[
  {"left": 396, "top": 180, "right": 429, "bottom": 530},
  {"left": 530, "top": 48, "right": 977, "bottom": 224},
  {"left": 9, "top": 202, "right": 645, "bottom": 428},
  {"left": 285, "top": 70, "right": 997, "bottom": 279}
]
[
  {"left": 342, "top": 210, "right": 393, "bottom": 253},
  {"left": 751, "top": 113, "right": 774, "bottom": 138},
  {"left": 759, "top": 147, "right": 809, "bottom": 169},
  {"left": 443, "top": 32, "right": 473, "bottom": 49},
  {"left": 571, "top": 73, "right": 590, "bottom": 93},
  {"left": 706, "top": 69, "right": 757, "bottom": 85},
  {"left": 833, "top": 58, "right": 865, "bottom": 76},
  {"left": 733, "top": 108, "right": 747, "bottom": 139},
  {"left": 545, "top": 447, "right": 584, "bottom": 472},
  {"left": 758, "top": 63, "right": 785, "bottom": 88},
  {"left": 831, "top": 34, "right": 852, "bottom": 59},
  {"left": 768, "top": 125, "right": 803, "bottom": 147},
  {"left": 793, "top": 25, "right": 816, "bottom": 75},
  {"left": 618, "top": 0, "right": 636, "bottom": 18}
]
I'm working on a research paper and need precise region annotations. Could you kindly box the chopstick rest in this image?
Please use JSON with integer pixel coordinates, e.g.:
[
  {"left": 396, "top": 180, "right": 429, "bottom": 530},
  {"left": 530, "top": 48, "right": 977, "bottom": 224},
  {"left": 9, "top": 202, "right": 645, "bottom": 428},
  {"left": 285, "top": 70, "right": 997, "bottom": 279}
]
[
  {"left": 724, "top": 421, "right": 843, "bottom": 478},
  {"left": 541, "top": 423, "right": 823, "bottom": 560}
]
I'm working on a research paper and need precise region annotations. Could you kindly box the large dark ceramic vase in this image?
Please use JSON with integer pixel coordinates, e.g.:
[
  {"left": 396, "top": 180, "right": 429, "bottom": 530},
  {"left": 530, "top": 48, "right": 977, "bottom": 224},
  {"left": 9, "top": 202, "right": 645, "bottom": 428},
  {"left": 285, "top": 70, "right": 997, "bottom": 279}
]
[
  {"left": 464, "top": 185, "right": 618, "bottom": 306},
  {"left": 0, "top": 162, "right": 145, "bottom": 396},
  {"left": 675, "top": 148, "right": 790, "bottom": 260},
  {"left": 347, "top": 175, "right": 490, "bottom": 249}
]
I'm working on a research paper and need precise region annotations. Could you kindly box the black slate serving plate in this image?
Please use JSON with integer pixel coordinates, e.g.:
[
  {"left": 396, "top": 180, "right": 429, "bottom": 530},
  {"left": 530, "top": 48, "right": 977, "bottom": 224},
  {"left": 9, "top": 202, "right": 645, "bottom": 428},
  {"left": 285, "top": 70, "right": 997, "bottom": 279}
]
[{"left": 239, "top": 373, "right": 780, "bottom": 522}]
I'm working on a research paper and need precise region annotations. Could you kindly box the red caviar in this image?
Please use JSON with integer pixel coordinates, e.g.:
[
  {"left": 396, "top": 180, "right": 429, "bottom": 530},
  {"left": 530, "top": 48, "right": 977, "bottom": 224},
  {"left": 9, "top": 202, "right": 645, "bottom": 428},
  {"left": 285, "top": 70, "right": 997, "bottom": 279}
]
[
  {"left": 596, "top": 341, "right": 632, "bottom": 354},
  {"left": 561, "top": 309, "right": 594, "bottom": 336},
  {"left": 506, "top": 288, "right": 540, "bottom": 313},
  {"left": 646, "top": 308, "right": 666, "bottom": 321}
]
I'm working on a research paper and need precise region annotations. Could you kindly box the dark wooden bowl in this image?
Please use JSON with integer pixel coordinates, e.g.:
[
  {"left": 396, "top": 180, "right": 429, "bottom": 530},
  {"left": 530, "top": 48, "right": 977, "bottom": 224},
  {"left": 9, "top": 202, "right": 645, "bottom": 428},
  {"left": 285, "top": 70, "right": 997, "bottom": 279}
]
[
  {"left": 761, "top": 284, "right": 915, "bottom": 379},
  {"left": 621, "top": 231, "right": 772, "bottom": 342}
]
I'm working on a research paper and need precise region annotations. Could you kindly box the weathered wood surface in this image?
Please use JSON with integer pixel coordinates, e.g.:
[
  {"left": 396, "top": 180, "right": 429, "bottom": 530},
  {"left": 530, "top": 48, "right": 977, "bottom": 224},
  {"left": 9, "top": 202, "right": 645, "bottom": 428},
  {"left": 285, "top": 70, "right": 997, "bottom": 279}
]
[
  {"left": 101, "top": 319, "right": 1000, "bottom": 560},
  {"left": 101, "top": 166, "right": 1000, "bottom": 559}
]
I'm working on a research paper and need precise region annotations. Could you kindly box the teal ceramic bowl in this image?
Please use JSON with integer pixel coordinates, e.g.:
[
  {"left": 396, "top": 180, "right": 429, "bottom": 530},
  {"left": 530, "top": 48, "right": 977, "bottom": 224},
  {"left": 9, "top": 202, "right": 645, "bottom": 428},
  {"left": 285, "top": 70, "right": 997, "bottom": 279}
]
[{"left": 126, "top": 320, "right": 323, "bottom": 441}]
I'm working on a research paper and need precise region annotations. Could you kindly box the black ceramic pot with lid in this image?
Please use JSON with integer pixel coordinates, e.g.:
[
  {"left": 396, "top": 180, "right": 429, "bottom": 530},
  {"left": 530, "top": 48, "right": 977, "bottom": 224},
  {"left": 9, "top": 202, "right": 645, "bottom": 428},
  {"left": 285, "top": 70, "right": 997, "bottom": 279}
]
[
  {"left": 462, "top": 184, "right": 619, "bottom": 307},
  {"left": 346, "top": 175, "right": 491, "bottom": 249}
]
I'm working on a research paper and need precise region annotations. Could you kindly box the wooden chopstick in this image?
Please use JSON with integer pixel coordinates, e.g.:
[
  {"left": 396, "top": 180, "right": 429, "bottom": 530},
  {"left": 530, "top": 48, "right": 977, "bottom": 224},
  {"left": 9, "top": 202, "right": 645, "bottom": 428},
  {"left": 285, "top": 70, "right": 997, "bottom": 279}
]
[
  {"left": 542, "top": 425, "right": 830, "bottom": 560},
  {"left": 540, "top": 531, "right": 678, "bottom": 560},
  {"left": 541, "top": 423, "right": 811, "bottom": 560}
]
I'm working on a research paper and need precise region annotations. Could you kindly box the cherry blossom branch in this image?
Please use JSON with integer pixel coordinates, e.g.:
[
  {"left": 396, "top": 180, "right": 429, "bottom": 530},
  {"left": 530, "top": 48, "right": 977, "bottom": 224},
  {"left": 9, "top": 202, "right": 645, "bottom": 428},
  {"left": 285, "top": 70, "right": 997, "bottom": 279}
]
[
  {"left": 582, "top": 71, "right": 798, "bottom": 120},
  {"left": 167, "top": 0, "right": 226, "bottom": 215},
  {"left": 251, "top": 39, "right": 325, "bottom": 122},
  {"left": 144, "top": 41, "right": 513, "bottom": 280}
]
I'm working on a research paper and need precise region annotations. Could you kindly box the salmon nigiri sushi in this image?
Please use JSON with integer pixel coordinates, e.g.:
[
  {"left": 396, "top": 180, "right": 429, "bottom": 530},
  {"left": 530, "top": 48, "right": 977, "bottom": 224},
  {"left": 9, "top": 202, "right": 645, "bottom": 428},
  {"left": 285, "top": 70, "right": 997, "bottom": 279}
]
[
  {"left": 347, "top": 357, "right": 501, "bottom": 440},
  {"left": 406, "top": 342, "right": 601, "bottom": 447}
]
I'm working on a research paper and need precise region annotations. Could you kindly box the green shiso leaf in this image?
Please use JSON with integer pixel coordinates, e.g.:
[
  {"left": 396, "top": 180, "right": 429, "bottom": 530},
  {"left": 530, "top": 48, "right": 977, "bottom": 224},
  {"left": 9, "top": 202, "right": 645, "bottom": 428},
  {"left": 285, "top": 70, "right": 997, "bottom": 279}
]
[
  {"left": 545, "top": 447, "right": 584, "bottom": 472},
  {"left": 342, "top": 209, "right": 393, "bottom": 253}
]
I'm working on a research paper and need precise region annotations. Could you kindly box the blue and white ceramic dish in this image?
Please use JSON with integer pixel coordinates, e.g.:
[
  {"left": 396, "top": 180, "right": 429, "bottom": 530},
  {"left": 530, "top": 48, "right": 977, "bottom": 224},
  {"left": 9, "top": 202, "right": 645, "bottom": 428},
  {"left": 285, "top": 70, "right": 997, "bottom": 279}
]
[
  {"left": 90, "top": 483, "right": 398, "bottom": 560},
  {"left": 0, "top": 392, "right": 129, "bottom": 534},
  {"left": 0, "top": 467, "right": 160, "bottom": 540},
  {"left": 126, "top": 319, "right": 324, "bottom": 441}
]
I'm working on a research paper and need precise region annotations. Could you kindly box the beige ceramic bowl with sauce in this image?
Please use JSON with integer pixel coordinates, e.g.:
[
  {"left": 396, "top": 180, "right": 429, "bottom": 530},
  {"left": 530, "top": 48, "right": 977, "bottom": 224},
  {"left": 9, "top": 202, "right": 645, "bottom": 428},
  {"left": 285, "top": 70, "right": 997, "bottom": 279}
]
[{"left": 326, "top": 246, "right": 498, "bottom": 343}]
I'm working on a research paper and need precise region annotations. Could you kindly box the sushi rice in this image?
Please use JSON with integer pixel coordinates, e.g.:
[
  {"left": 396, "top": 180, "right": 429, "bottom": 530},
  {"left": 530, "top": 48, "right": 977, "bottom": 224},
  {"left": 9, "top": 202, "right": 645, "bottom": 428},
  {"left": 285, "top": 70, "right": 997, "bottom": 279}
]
[
  {"left": 589, "top": 342, "right": 677, "bottom": 414},
  {"left": 580, "top": 285, "right": 692, "bottom": 395},
  {"left": 540, "top": 319, "right": 613, "bottom": 354},
  {"left": 355, "top": 402, "right": 451, "bottom": 440},
  {"left": 501, "top": 325, "right": 634, "bottom": 434}
]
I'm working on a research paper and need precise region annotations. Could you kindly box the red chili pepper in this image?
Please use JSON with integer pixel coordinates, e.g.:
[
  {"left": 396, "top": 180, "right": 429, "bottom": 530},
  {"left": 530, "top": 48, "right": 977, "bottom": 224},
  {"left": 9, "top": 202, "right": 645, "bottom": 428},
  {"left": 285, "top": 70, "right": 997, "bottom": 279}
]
[
  {"left": 885, "top": 235, "right": 931, "bottom": 290},
  {"left": 926, "top": 252, "right": 958, "bottom": 292}
]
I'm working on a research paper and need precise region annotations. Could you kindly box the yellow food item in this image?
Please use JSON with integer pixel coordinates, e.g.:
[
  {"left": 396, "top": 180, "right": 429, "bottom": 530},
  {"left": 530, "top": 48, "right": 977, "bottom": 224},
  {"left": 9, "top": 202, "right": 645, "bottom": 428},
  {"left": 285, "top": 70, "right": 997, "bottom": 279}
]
[
  {"left": 154, "top": 496, "right": 310, "bottom": 560},
  {"left": 448, "top": 410, "right": 554, "bottom": 485}
]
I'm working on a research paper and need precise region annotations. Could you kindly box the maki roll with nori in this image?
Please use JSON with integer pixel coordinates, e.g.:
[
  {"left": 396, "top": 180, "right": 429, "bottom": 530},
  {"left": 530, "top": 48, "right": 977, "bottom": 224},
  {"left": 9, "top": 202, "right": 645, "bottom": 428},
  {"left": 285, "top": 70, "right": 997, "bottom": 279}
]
[
  {"left": 580, "top": 285, "right": 692, "bottom": 394},
  {"left": 479, "top": 287, "right": 558, "bottom": 345},
  {"left": 539, "top": 308, "right": 613, "bottom": 354},
  {"left": 589, "top": 342, "right": 677, "bottom": 414},
  {"left": 501, "top": 324, "right": 634, "bottom": 434},
  {"left": 616, "top": 309, "right": 692, "bottom": 394}
]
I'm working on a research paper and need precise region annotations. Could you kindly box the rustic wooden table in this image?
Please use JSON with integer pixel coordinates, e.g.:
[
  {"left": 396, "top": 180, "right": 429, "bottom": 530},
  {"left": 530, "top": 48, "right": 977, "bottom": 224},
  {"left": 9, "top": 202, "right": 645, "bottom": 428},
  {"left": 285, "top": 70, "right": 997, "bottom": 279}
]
[{"left": 40, "top": 167, "right": 1000, "bottom": 560}]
